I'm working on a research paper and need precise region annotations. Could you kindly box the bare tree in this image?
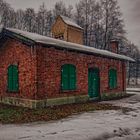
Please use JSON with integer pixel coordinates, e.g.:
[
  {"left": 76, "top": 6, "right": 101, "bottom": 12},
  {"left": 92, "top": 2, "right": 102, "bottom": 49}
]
[
  {"left": 53, "top": 1, "right": 73, "bottom": 18},
  {"left": 101, "top": 0, "right": 125, "bottom": 50},
  {"left": 15, "top": 9, "right": 25, "bottom": 30},
  {"left": 24, "top": 8, "right": 36, "bottom": 32}
]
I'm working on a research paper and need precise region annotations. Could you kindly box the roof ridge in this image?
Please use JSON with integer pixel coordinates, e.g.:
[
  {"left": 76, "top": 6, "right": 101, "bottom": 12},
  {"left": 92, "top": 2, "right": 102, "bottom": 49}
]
[
  {"left": 2, "top": 28, "right": 135, "bottom": 62},
  {"left": 59, "top": 15, "right": 83, "bottom": 29}
]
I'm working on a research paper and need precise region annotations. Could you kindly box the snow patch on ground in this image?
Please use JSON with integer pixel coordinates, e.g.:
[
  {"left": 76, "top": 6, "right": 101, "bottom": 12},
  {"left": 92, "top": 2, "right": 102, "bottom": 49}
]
[
  {"left": 127, "top": 88, "right": 140, "bottom": 91},
  {"left": 0, "top": 92, "right": 140, "bottom": 140}
]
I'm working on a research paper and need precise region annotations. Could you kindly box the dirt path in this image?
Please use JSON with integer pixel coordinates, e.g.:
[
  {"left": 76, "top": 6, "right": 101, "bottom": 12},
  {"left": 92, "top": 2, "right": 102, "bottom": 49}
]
[{"left": 0, "top": 92, "right": 140, "bottom": 140}]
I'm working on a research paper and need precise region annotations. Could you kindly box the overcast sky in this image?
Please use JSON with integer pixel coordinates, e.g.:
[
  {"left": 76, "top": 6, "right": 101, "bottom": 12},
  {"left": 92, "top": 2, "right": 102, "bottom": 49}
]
[{"left": 4, "top": 0, "right": 140, "bottom": 48}]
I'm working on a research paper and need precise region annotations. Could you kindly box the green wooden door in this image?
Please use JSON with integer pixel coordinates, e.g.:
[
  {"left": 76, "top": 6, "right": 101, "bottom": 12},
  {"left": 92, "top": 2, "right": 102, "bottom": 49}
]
[
  {"left": 8, "top": 66, "right": 13, "bottom": 91},
  {"left": 88, "top": 68, "right": 100, "bottom": 98},
  {"left": 8, "top": 65, "right": 19, "bottom": 92},
  {"left": 12, "top": 65, "right": 19, "bottom": 91},
  {"left": 69, "top": 65, "right": 76, "bottom": 90},
  {"left": 109, "top": 69, "right": 117, "bottom": 89},
  {"left": 61, "top": 64, "right": 76, "bottom": 90},
  {"left": 61, "top": 65, "right": 69, "bottom": 90}
]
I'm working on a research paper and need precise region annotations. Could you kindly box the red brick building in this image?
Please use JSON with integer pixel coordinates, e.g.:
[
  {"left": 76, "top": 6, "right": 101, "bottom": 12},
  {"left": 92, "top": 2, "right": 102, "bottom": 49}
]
[{"left": 0, "top": 18, "right": 134, "bottom": 108}]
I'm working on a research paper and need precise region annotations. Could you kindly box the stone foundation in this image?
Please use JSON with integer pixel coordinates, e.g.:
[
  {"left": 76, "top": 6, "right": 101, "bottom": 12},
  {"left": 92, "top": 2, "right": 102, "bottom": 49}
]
[
  {"left": 0, "top": 92, "right": 127, "bottom": 108},
  {"left": 0, "top": 96, "right": 46, "bottom": 108},
  {"left": 101, "top": 91, "right": 127, "bottom": 100},
  {"left": 0, "top": 95, "right": 89, "bottom": 109}
]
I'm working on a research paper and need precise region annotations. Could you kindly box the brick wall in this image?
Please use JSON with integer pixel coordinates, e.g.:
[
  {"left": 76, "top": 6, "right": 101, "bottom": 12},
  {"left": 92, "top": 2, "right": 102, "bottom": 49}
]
[
  {"left": 36, "top": 45, "right": 126, "bottom": 99},
  {"left": 110, "top": 41, "right": 118, "bottom": 53},
  {"left": 0, "top": 38, "right": 126, "bottom": 100},
  {"left": 0, "top": 39, "right": 37, "bottom": 99}
]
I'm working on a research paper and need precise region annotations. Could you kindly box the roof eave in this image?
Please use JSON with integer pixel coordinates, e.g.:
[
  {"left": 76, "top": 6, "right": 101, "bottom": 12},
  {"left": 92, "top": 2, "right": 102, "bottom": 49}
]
[
  {"left": 3, "top": 28, "right": 135, "bottom": 62},
  {"left": 36, "top": 41, "right": 135, "bottom": 62}
]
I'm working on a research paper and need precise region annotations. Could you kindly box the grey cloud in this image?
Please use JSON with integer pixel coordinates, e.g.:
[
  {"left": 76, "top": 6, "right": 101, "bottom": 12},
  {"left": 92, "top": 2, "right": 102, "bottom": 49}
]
[
  {"left": 131, "top": 0, "right": 140, "bottom": 22},
  {"left": 4, "top": 0, "right": 140, "bottom": 47}
]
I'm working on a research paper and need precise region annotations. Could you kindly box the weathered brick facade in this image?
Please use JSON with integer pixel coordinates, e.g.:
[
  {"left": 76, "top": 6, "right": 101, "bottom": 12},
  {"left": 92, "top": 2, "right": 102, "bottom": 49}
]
[
  {"left": 36, "top": 44, "right": 126, "bottom": 100},
  {"left": 0, "top": 18, "right": 130, "bottom": 109},
  {"left": 0, "top": 38, "right": 126, "bottom": 103},
  {"left": 0, "top": 39, "right": 37, "bottom": 100}
]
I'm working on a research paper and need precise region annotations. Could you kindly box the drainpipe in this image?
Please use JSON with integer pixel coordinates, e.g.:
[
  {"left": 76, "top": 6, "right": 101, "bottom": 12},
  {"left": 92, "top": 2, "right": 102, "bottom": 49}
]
[{"left": 31, "top": 44, "right": 38, "bottom": 101}]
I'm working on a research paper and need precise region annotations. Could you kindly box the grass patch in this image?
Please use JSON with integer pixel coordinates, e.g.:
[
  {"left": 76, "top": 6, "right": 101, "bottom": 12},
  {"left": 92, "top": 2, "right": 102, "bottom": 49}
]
[{"left": 0, "top": 102, "right": 121, "bottom": 124}]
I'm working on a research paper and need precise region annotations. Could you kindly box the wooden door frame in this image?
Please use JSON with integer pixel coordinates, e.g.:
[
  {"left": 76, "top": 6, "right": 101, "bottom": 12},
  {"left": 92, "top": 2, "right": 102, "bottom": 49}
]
[{"left": 88, "top": 67, "right": 101, "bottom": 99}]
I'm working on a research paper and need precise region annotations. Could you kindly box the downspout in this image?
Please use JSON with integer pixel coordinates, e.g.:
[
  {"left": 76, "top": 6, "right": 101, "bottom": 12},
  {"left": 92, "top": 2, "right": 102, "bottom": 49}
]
[
  {"left": 67, "top": 25, "right": 69, "bottom": 42},
  {"left": 31, "top": 44, "right": 38, "bottom": 101},
  {"left": 34, "top": 45, "right": 38, "bottom": 101},
  {"left": 122, "top": 61, "right": 126, "bottom": 92}
]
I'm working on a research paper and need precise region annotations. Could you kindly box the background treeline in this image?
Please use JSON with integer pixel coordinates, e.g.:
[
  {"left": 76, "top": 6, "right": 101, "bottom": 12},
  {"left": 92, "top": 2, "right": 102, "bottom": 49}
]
[{"left": 0, "top": 0, "right": 140, "bottom": 86}]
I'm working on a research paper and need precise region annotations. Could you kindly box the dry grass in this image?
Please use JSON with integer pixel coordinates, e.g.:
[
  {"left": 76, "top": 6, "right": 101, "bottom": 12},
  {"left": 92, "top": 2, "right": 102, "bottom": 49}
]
[{"left": 0, "top": 102, "right": 121, "bottom": 124}]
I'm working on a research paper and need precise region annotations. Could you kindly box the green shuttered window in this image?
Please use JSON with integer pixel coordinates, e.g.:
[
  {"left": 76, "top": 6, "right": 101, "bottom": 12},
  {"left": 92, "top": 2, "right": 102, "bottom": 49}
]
[
  {"left": 109, "top": 69, "right": 117, "bottom": 89},
  {"left": 8, "top": 65, "right": 19, "bottom": 92},
  {"left": 61, "top": 64, "right": 76, "bottom": 90}
]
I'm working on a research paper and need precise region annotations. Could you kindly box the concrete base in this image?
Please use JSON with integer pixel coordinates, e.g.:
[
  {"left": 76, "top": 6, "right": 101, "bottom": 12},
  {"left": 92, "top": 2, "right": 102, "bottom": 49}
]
[
  {"left": 0, "top": 92, "right": 127, "bottom": 108},
  {"left": 0, "top": 95, "right": 89, "bottom": 109},
  {"left": 101, "top": 91, "right": 127, "bottom": 100},
  {"left": 0, "top": 96, "right": 47, "bottom": 108}
]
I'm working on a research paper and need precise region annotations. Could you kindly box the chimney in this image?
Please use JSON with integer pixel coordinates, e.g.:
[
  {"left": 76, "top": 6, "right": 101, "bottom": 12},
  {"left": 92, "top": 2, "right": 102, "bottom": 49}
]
[{"left": 110, "top": 40, "right": 119, "bottom": 53}]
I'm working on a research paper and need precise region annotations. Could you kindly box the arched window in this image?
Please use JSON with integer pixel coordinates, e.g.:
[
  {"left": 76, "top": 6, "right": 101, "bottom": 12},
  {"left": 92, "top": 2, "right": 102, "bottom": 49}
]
[
  {"left": 109, "top": 69, "right": 117, "bottom": 89},
  {"left": 61, "top": 64, "right": 76, "bottom": 90},
  {"left": 8, "top": 65, "right": 19, "bottom": 92}
]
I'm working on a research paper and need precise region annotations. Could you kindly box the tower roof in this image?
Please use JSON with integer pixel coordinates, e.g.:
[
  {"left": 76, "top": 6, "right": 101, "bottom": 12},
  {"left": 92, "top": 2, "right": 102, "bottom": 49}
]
[{"left": 60, "top": 15, "right": 83, "bottom": 30}]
